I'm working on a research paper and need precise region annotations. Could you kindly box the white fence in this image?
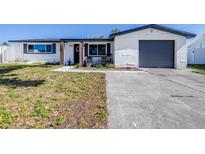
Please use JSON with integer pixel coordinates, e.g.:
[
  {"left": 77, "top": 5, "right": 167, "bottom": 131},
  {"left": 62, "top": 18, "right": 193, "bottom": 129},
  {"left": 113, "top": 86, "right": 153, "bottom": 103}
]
[
  {"left": 0, "top": 47, "right": 3, "bottom": 63},
  {"left": 0, "top": 45, "right": 9, "bottom": 64},
  {"left": 188, "top": 48, "right": 205, "bottom": 64}
]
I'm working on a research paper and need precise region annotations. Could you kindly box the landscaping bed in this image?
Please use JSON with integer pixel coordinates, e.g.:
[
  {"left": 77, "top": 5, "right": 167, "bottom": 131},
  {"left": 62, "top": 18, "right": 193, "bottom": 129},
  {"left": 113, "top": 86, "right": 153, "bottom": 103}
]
[
  {"left": 78, "top": 67, "right": 142, "bottom": 71},
  {"left": 0, "top": 64, "right": 107, "bottom": 128},
  {"left": 75, "top": 64, "right": 142, "bottom": 71}
]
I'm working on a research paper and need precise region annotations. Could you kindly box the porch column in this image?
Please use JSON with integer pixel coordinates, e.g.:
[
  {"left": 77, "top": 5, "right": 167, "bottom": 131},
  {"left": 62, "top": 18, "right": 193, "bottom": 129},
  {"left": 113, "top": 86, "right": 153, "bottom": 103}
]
[
  {"left": 79, "top": 42, "right": 84, "bottom": 66},
  {"left": 60, "top": 41, "right": 65, "bottom": 65}
]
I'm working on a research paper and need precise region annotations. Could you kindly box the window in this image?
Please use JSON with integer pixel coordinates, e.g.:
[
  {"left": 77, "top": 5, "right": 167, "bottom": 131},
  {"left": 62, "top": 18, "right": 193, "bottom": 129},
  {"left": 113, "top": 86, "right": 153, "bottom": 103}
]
[
  {"left": 88, "top": 44, "right": 106, "bottom": 56},
  {"left": 28, "top": 44, "right": 54, "bottom": 53},
  {"left": 28, "top": 45, "right": 34, "bottom": 52},
  {"left": 35, "top": 44, "right": 46, "bottom": 52},
  {"left": 46, "top": 45, "right": 52, "bottom": 53},
  {"left": 98, "top": 45, "right": 106, "bottom": 55},
  {"left": 89, "top": 45, "right": 98, "bottom": 55}
]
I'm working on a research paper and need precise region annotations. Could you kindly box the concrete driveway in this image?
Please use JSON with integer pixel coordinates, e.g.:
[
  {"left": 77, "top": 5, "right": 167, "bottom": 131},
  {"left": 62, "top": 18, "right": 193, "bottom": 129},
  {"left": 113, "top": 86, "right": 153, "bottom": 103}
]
[{"left": 106, "top": 69, "right": 205, "bottom": 129}]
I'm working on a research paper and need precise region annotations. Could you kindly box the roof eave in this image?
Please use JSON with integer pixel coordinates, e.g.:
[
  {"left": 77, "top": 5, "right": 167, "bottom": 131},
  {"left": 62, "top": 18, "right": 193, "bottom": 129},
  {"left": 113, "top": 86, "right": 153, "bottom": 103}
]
[
  {"left": 60, "top": 38, "right": 111, "bottom": 42},
  {"left": 8, "top": 40, "right": 61, "bottom": 43},
  {"left": 110, "top": 24, "right": 196, "bottom": 39},
  {"left": 8, "top": 38, "right": 112, "bottom": 43}
]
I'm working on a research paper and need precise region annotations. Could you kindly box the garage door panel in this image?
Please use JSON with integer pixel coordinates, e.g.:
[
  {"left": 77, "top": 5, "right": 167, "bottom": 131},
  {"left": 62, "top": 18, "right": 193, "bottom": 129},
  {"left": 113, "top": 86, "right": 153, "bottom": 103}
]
[{"left": 139, "top": 40, "right": 174, "bottom": 68}]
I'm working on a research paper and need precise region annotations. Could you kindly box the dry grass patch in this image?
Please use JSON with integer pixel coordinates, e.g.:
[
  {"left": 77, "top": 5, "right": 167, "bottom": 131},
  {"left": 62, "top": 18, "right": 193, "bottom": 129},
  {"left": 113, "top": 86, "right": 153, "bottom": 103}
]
[{"left": 0, "top": 64, "right": 107, "bottom": 128}]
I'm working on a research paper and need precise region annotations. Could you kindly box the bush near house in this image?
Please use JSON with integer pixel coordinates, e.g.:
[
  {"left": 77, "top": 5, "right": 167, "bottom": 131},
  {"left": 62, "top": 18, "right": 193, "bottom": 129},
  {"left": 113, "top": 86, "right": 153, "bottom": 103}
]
[
  {"left": 105, "top": 64, "right": 115, "bottom": 69},
  {"left": 0, "top": 64, "right": 107, "bottom": 128},
  {"left": 75, "top": 63, "right": 80, "bottom": 68}
]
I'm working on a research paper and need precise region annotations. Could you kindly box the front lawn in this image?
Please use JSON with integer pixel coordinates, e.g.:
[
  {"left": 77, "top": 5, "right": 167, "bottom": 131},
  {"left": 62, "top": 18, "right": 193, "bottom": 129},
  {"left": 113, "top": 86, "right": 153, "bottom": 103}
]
[
  {"left": 0, "top": 64, "right": 107, "bottom": 128},
  {"left": 188, "top": 64, "right": 205, "bottom": 75}
]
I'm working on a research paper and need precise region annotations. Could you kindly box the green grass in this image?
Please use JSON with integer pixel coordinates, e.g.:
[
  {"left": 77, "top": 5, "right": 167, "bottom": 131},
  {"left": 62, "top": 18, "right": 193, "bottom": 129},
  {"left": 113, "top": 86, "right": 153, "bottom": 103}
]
[
  {"left": 188, "top": 64, "right": 205, "bottom": 75},
  {"left": 0, "top": 64, "right": 107, "bottom": 128},
  {"left": 32, "top": 99, "right": 50, "bottom": 118},
  {"left": 192, "top": 71, "right": 205, "bottom": 75},
  {"left": 0, "top": 107, "right": 17, "bottom": 128},
  {"left": 188, "top": 64, "right": 205, "bottom": 70},
  {"left": 51, "top": 115, "right": 64, "bottom": 128}
]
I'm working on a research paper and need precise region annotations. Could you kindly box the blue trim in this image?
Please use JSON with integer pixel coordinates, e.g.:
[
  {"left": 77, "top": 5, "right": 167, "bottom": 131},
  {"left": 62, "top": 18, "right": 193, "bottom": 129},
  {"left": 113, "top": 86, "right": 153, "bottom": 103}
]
[
  {"left": 60, "top": 38, "right": 111, "bottom": 42},
  {"left": 9, "top": 39, "right": 61, "bottom": 42},
  {"left": 8, "top": 38, "right": 111, "bottom": 43}
]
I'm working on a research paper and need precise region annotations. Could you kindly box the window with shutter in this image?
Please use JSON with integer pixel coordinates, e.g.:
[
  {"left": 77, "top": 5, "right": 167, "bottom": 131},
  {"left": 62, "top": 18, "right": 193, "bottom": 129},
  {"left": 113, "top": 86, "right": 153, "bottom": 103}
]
[
  {"left": 23, "top": 44, "right": 27, "bottom": 54},
  {"left": 84, "top": 43, "right": 88, "bottom": 56},
  {"left": 107, "top": 43, "right": 111, "bottom": 56}
]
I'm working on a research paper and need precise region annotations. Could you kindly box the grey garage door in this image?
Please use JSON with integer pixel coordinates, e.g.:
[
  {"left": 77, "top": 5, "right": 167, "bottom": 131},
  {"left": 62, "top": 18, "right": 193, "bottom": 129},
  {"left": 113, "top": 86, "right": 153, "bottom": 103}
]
[{"left": 139, "top": 40, "right": 174, "bottom": 68}]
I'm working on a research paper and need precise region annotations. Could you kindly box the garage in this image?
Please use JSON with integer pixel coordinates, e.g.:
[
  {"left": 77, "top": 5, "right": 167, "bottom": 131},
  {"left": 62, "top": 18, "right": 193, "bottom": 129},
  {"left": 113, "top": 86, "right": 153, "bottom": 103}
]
[
  {"left": 111, "top": 24, "right": 197, "bottom": 69},
  {"left": 139, "top": 40, "right": 174, "bottom": 68}
]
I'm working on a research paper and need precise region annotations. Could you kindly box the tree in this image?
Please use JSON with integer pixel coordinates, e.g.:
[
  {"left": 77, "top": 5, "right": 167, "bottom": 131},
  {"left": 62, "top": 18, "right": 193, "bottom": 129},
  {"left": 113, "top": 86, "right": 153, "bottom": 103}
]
[
  {"left": 94, "top": 35, "right": 104, "bottom": 39},
  {"left": 1, "top": 42, "right": 9, "bottom": 46},
  {"left": 111, "top": 28, "right": 120, "bottom": 34}
]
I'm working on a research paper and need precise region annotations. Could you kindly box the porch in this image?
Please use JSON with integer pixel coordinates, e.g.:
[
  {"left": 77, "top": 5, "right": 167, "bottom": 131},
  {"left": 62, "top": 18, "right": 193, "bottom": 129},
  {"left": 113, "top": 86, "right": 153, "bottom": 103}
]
[{"left": 60, "top": 40, "right": 113, "bottom": 66}]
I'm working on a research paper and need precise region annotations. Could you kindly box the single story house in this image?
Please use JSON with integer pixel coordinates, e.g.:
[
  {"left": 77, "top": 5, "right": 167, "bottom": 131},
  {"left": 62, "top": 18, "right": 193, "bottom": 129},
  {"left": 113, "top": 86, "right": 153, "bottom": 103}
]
[
  {"left": 188, "top": 33, "right": 205, "bottom": 64},
  {"left": 7, "top": 24, "right": 196, "bottom": 69}
]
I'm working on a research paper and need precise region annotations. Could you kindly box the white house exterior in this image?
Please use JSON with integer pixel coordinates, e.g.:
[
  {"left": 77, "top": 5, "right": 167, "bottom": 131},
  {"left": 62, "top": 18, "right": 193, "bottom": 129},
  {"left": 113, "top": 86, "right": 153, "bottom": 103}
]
[
  {"left": 188, "top": 33, "right": 205, "bottom": 64},
  {"left": 6, "top": 24, "right": 196, "bottom": 69},
  {"left": 10, "top": 42, "right": 61, "bottom": 63},
  {"left": 113, "top": 28, "right": 188, "bottom": 69}
]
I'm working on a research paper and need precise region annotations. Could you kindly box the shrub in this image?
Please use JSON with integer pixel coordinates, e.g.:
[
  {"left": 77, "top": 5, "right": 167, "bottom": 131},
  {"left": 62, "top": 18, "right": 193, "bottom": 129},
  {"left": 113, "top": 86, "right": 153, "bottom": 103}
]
[
  {"left": 96, "top": 64, "right": 104, "bottom": 68},
  {"left": 75, "top": 63, "right": 80, "bottom": 68},
  {"left": 105, "top": 64, "right": 115, "bottom": 69}
]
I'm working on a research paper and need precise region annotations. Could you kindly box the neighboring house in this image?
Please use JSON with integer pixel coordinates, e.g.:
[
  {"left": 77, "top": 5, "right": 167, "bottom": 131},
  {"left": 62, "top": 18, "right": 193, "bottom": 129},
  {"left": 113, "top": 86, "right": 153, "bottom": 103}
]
[
  {"left": 7, "top": 24, "right": 196, "bottom": 69},
  {"left": 188, "top": 33, "right": 205, "bottom": 64}
]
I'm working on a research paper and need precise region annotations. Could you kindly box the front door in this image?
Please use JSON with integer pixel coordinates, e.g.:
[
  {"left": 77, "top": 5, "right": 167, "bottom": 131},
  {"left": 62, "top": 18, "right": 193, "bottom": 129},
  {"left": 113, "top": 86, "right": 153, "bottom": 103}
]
[{"left": 74, "top": 44, "right": 80, "bottom": 64}]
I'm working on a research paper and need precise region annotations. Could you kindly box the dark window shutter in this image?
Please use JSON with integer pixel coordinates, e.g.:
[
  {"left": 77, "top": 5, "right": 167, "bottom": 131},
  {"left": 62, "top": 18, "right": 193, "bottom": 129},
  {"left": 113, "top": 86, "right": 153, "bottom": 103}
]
[
  {"left": 84, "top": 43, "right": 88, "bottom": 56},
  {"left": 107, "top": 43, "right": 111, "bottom": 56},
  {"left": 52, "top": 43, "right": 56, "bottom": 53},
  {"left": 23, "top": 44, "right": 27, "bottom": 54}
]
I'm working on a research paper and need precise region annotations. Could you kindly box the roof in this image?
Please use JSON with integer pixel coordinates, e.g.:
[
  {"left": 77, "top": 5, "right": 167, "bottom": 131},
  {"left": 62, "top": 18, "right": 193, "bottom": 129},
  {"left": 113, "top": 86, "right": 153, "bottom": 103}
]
[
  {"left": 60, "top": 38, "right": 111, "bottom": 42},
  {"left": 8, "top": 38, "right": 111, "bottom": 43},
  {"left": 8, "top": 38, "right": 61, "bottom": 43},
  {"left": 109, "top": 24, "right": 196, "bottom": 39}
]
